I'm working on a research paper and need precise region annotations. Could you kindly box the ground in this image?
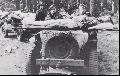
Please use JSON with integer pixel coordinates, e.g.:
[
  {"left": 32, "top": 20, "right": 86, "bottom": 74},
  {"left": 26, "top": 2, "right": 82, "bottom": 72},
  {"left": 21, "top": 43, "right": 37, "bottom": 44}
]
[
  {"left": 0, "top": 33, "right": 35, "bottom": 75},
  {"left": 97, "top": 31, "right": 119, "bottom": 75}
]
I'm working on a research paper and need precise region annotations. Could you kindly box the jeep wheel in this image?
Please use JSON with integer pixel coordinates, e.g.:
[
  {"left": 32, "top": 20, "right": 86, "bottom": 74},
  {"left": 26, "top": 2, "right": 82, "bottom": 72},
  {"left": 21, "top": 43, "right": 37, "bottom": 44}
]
[
  {"left": 45, "top": 35, "right": 80, "bottom": 59},
  {"left": 1, "top": 26, "right": 8, "bottom": 38},
  {"left": 17, "top": 31, "right": 28, "bottom": 42},
  {"left": 17, "top": 34, "right": 21, "bottom": 41},
  {"left": 88, "top": 47, "right": 98, "bottom": 75},
  {"left": 17, "top": 32, "right": 23, "bottom": 41},
  {"left": 25, "top": 34, "right": 42, "bottom": 75},
  {"left": 79, "top": 40, "right": 98, "bottom": 75},
  {"left": 25, "top": 43, "right": 42, "bottom": 75}
]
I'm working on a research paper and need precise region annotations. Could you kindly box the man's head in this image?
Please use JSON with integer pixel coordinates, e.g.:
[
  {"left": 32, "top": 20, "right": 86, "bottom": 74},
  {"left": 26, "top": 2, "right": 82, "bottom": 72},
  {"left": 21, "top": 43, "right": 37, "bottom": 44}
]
[
  {"left": 78, "top": 4, "right": 86, "bottom": 15},
  {"left": 49, "top": 4, "right": 57, "bottom": 14},
  {"left": 60, "top": 7, "right": 65, "bottom": 12},
  {"left": 85, "top": 12, "right": 91, "bottom": 16},
  {"left": 37, "top": 2, "right": 45, "bottom": 10},
  {"left": 8, "top": 9, "right": 13, "bottom": 13}
]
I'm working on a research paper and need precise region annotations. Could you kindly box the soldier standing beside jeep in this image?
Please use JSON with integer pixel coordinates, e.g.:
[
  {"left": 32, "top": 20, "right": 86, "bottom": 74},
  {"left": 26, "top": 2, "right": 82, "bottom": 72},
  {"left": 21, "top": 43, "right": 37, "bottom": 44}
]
[{"left": 35, "top": 3, "right": 47, "bottom": 21}]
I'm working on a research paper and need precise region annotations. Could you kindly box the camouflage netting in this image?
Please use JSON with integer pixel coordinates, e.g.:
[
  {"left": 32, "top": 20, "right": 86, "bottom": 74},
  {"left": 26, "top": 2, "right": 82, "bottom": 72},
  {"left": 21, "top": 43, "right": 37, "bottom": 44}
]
[{"left": 39, "top": 30, "right": 88, "bottom": 59}]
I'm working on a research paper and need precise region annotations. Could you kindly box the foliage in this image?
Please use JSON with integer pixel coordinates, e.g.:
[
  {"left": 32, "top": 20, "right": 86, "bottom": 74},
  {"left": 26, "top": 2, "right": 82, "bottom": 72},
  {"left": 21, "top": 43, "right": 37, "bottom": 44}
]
[
  {"left": 0, "top": 0, "right": 119, "bottom": 16},
  {"left": 0, "top": 0, "right": 16, "bottom": 11}
]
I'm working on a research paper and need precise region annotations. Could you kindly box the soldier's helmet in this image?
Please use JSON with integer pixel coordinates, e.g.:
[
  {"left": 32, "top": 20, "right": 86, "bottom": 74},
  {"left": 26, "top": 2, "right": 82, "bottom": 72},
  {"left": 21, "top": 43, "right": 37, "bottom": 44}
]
[
  {"left": 49, "top": 4, "right": 57, "bottom": 10},
  {"left": 37, "top": 2, "right": 45, "bottom": 8}
]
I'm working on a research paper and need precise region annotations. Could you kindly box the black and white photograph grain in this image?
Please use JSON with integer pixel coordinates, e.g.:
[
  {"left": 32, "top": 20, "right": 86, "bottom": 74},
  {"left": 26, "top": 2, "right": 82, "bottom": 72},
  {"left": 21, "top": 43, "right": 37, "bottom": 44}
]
[{"left": 0, "top": 0, "right": 119, "bottom": 75}]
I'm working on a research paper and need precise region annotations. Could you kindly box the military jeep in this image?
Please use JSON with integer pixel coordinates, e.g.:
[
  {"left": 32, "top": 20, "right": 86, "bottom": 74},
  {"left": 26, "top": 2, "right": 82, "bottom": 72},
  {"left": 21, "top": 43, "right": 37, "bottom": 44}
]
[{"left": 18, "top": 19, "right": 98, "bottom": 75}]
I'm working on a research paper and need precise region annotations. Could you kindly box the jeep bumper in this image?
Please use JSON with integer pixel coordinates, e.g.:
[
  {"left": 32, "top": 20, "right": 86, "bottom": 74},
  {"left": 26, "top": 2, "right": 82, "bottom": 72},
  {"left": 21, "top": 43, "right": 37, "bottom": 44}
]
[{"left": 36, "top": 58, "right": 84, "bottom": 67}]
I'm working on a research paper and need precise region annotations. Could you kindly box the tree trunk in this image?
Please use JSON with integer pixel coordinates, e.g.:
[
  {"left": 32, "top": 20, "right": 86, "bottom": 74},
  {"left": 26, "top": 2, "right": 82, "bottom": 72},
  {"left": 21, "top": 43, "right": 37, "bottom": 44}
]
[
  {"left": 77, "top": 0, "right": 79, "bottom": 7},
  {"left": 90, "top": 0, "right": 95, "bottom": 16},
  {"left": 112, "top": 0, "right": 119, "bottom": 14},
  {"left": 112, "top": 1, "right": 114, "bottom": 13},
  {"left": 14, "top": 0, "right": 20, "bottom": 10},
  {"left": 24, "top": 0, "right": 28, "bottom": 12},
  {"left": 20, "top": 0, "right": 22, "bottom": 11},
  {"left": 52, "top": 0, "right": 55, "bottom": 4}
]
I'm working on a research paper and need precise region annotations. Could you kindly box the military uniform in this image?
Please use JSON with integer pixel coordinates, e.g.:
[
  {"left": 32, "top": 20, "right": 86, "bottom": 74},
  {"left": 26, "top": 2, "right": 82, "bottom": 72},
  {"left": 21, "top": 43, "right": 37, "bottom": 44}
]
[
  {"left": 35, "top": 4, "right": 47, "bottom": 21},
  {"left": 45, "top": 4, "right": 63, "bottom": 20},
  {"left": 59, "top": 8, "right": 71, "bottom": 19},
  {"left": 35, "top": 9, "right": 47, "bottom": 21},
  {"left": 45, "top": 12, "right": 63, "bottom": 20}
]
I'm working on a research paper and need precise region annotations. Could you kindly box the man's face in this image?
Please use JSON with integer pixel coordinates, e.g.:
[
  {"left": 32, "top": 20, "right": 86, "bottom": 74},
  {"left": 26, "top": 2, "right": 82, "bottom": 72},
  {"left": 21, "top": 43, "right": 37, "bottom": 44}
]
[
  {"left": 39, "top": 6, "right": 44, "bottom": 10},
  {"left": 60, "top": 8, "right": 65, "bottom": 12},
  {"left": 50, "top": 8, "right": 56, "bottom": 14}
]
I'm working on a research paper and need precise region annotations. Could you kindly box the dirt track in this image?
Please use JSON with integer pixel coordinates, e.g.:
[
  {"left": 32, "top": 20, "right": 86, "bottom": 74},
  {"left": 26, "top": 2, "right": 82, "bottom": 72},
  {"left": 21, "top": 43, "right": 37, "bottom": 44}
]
[
  {"left": 0, "top": 28, "right": 119, "bottom": 75},
  {"left": 0, "top": 32, "right": 35, "bottom": 75},
  {"left": 97, "top": 31, "right": 119, "bottom": 75}
]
